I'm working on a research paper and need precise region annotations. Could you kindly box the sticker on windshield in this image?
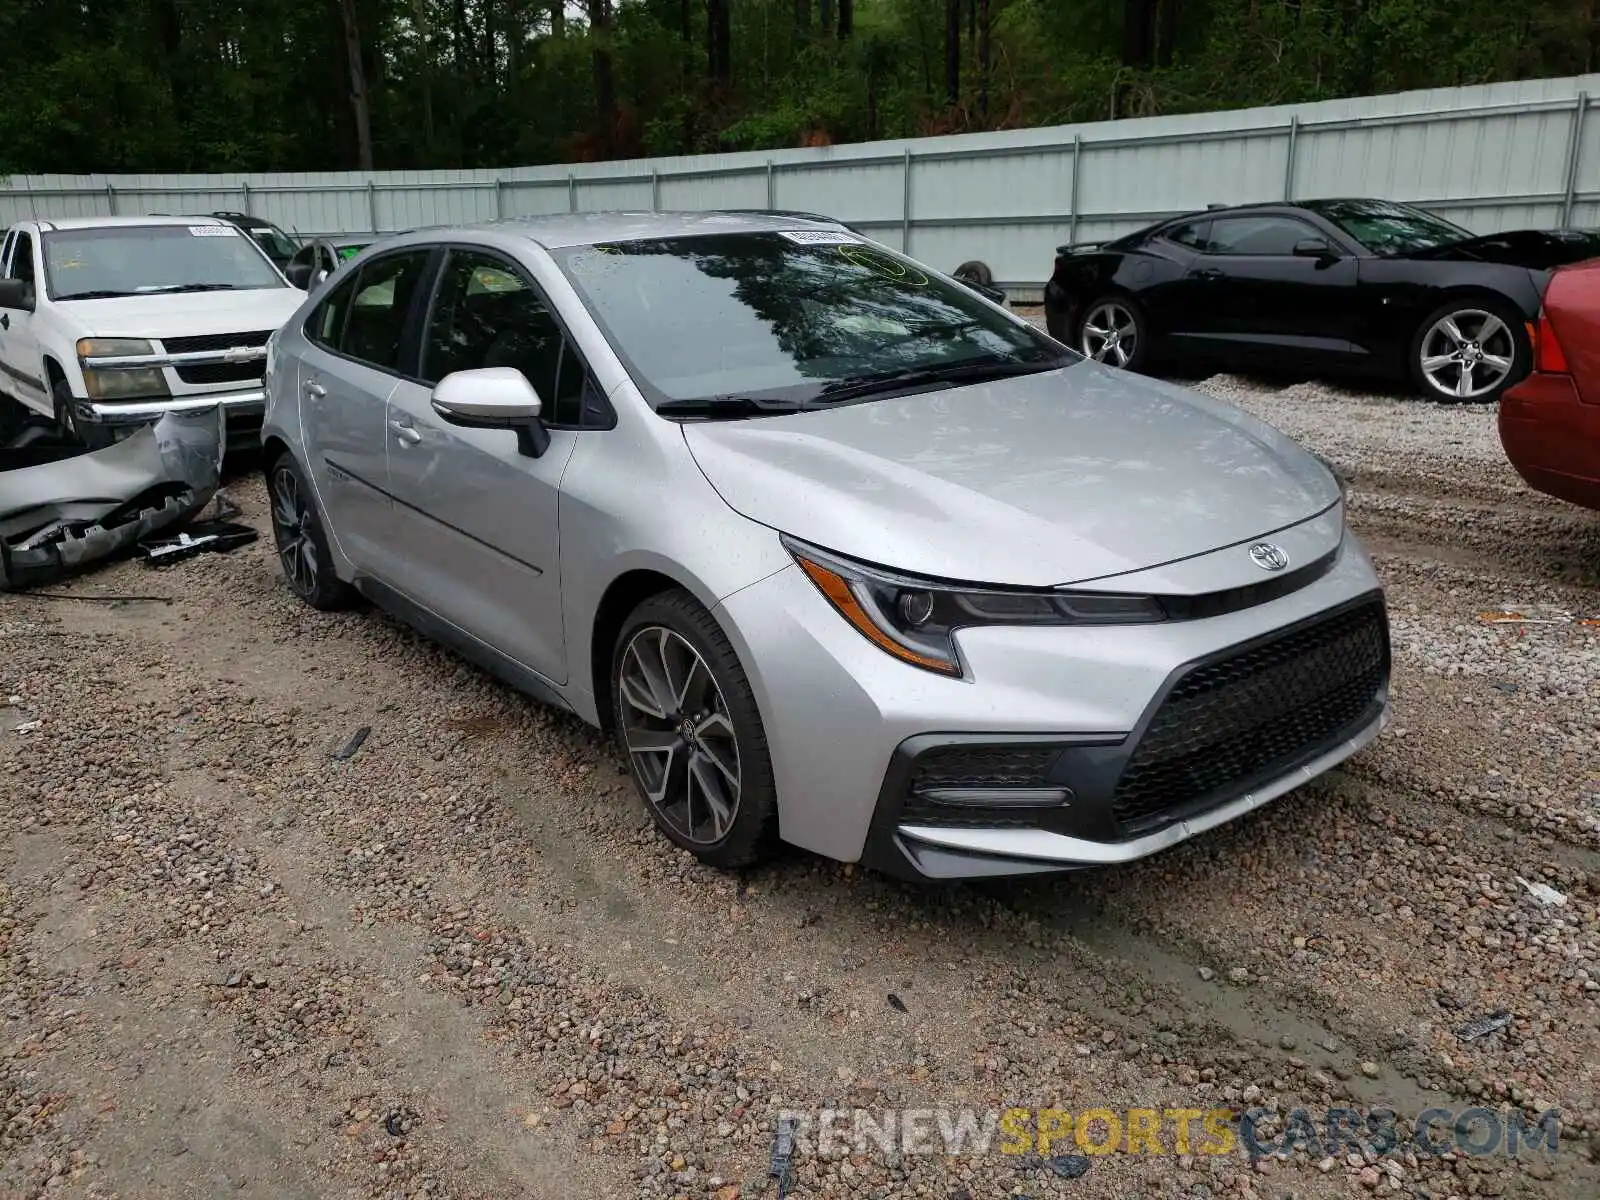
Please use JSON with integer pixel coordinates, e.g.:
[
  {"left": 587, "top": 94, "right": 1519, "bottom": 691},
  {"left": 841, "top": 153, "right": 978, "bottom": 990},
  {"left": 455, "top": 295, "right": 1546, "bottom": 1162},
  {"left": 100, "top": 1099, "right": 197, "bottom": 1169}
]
[
  {"left": 778, "top": 229, "right": 859, "bottom": 245},
  {"left": 836, "top": 243, "right": 929, "bottom": 286},
  {"left": 189, "top": 225, "right": 239, "bottom": 237}
]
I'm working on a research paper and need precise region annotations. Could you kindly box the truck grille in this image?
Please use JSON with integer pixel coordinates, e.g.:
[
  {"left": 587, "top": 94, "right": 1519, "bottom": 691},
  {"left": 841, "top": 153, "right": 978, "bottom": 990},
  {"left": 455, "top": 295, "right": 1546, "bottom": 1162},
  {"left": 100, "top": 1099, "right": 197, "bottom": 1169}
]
[
  {"left": 160, "top": 330, "right": 272, "bottom": 354},
  {"left": 158, "top": 331, "right": 272, "bottom": 387},
  {"left": 1110, "top": 598, "right": 1388, "bottom": 834}
]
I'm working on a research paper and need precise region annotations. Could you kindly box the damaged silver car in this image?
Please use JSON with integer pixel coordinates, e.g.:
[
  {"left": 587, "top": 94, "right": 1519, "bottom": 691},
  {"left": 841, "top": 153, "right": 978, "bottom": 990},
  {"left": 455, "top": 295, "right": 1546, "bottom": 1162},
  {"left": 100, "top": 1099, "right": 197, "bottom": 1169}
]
[{"left": 0, "top": 407, "right": 224, "bottom": 590}]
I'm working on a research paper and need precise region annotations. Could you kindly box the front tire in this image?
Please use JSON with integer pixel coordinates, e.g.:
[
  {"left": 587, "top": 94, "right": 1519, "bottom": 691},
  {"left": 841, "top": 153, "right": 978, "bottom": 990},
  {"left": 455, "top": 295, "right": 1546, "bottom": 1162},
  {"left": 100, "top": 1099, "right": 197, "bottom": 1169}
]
[
  {"left": 1410, "top": 298, "right": 1529, "bottom": 404},
  {"left": 611, "top": 589, "right": 778, "bottom": 870},
  {"left": 266, "top": 451, "right": 355, "bottom": 611},
  {"left": 53, "top": 379, "right": 114, "bottom": 450},
  {"left": 1078, "top": 294, "right": 1150, "bottom": 372}
]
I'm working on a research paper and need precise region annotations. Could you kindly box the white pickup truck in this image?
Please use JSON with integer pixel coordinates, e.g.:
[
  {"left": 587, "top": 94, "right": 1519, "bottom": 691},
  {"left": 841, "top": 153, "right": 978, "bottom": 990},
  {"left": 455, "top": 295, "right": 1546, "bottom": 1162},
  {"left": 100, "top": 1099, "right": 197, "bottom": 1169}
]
[{"left": 0, "top": 215, "right": 306, "bottom": 448}]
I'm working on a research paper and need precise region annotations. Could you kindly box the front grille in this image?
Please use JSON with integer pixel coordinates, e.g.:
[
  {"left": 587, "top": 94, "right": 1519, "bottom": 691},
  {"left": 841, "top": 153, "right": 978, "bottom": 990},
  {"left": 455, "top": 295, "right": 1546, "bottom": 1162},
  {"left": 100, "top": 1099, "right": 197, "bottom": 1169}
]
[
  {"left": 174, "top": 361, "right": 262, "bottom": 385},
  {"left": 902, "top": 744, "right": 1063, "bottom": 828},
  {"left": 160, "top": 330, "right": 272, "bottom": 355},
  {"left": 1110, "top": 599, "right": 1388, "bottom": 833}
]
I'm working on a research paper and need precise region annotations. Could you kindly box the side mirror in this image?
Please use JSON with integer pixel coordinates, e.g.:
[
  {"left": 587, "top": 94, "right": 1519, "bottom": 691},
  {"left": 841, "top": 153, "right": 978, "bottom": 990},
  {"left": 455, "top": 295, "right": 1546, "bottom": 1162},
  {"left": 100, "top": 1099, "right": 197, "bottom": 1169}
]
[
  {"left": 0, "top": 279, "right": 36, "bottom": 311},
  {"left": 1293, "top": 237, "right": 1335, "bottom": 260},
  {"left": 431, "top": 367, "right": 550, "bottom": 458},
  {"left": 286, "top": 263, "right": 312, "bottom": 289}
]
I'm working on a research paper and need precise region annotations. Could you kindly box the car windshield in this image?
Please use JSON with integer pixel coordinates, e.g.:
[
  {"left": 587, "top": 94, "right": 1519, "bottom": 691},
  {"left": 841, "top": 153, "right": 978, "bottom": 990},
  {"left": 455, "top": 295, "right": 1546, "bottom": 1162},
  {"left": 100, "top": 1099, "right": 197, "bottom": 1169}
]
[
  {"left": 245, "top": 223, "right": 299, "bottom": 260},
  {"left": 42, "top": 225, "right": 288, "bottom": 299},
  {"left": 1313, "top": 200, "right": 1472, "bottom": 256},
  {"left": 551, "top": 231, "right": 1069, "bottom": 408}
]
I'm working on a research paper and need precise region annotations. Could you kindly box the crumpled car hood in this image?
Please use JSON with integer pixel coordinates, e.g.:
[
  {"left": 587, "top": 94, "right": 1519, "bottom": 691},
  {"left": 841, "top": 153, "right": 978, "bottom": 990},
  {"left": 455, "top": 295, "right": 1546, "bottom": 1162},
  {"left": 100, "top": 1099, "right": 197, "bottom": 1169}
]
[
  {"left": 1, "top": 410, "right": 224, "bottom": 590},
  {"left": 683, "top": 361, "right": 1339, "bottom": 588},
  {"left": 1407, "top": 228, "right": 1600, "bottom": 270}
]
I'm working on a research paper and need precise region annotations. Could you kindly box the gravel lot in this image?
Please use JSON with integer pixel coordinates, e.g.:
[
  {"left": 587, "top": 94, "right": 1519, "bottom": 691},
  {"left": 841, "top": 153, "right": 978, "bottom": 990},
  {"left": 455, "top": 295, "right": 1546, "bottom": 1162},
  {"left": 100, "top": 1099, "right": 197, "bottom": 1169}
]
[{"left": 3, "top": 364, "right": 1599, "bottom": 1200}]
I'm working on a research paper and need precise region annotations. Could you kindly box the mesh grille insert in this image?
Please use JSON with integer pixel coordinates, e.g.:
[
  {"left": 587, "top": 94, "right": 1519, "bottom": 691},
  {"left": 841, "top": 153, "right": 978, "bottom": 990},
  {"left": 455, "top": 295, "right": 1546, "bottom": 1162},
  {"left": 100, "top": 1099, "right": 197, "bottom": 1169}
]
[{"left": 1111, "top": 600, "right": 1388, "bottom": 833}]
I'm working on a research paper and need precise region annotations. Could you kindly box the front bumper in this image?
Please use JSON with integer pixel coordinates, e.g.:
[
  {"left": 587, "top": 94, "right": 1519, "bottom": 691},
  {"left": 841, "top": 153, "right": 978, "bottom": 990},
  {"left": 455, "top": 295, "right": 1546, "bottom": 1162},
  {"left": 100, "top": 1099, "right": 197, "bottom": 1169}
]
[
  {"left": 73, "top": 389, "right": 266, "bottom": 426},
  {"left": 1499, "top": 373, "right": 1600, "bottom": 512},
  {"left": 715, "top": 530, "right": 1390, "bottom": 879}
]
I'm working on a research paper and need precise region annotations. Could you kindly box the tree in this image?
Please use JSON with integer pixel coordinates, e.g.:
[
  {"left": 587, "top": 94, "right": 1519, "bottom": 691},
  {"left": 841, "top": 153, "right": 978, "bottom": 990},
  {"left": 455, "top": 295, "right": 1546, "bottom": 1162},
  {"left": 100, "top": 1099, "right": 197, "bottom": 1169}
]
[
  {"left": 588, "top": 0, "right": 617, "bottom": 154},
  {"left": 337, "top": 0, "right": 375, "bottom": 169},
  {"left": 945, "top": 0, "right": 960, "bottom": 106},
  {"left": 706, "top": 0, "right": 731, "bottom": 89}
]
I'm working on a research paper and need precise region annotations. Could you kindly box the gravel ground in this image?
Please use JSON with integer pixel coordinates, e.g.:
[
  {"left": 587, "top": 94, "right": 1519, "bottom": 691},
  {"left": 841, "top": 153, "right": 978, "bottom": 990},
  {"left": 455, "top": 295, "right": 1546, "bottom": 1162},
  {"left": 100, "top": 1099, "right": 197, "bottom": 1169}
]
[{"left": 3, "top": 365, "right": 1599, "bottom": 1200}]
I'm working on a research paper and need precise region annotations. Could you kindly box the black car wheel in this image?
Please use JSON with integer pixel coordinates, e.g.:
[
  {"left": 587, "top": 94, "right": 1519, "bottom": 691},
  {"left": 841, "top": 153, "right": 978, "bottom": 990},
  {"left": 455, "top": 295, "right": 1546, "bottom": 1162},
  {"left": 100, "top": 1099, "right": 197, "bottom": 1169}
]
[
  {"left": 1410, "top": 298, "right": 1529, "bottom": 404},
  {"left": 267, "top": 451, "right": 356, "bottom": 610},
  {"left": 1078, "top": 295, "right": 1148, "bottom": 371},
  {"left": 953, "top": 259, "right": 994, "bottom": 288},
  {"left": 611, "top": 589, "right": 778, "bottom": 870}
]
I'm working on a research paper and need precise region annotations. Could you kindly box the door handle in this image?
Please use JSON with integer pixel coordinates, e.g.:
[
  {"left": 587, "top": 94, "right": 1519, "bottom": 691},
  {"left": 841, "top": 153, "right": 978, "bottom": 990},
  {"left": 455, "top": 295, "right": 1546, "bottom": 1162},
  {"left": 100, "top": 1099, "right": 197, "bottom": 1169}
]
[
  {"left": 388, "top": 418, "right": 422, "bottom": 446},
  {"left": 1192, "top": 268, "right": 1224, "bottom": 281},
  {"left": 303, "top": 380, "right": 326, "bottom": 399},
  {"left": 0, "top": 313, "right": 8, "bottom": 330}
]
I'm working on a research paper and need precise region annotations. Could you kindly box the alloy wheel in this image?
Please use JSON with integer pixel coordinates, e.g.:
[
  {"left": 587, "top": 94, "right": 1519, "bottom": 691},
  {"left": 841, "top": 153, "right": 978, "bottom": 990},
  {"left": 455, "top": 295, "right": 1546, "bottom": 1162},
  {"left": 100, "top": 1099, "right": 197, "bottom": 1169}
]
[
  {"left": 1419, "top": 309, "right": 1515, "bottom": 400},
  {"left": 269, "top": 463, "right": 319, "bottom": 596},
  {"left": 1081, "top": 301, "right": 1138, "bottom": 367},
  {"left": 617, "top": 626, "right": 742, "bottom": 846}
]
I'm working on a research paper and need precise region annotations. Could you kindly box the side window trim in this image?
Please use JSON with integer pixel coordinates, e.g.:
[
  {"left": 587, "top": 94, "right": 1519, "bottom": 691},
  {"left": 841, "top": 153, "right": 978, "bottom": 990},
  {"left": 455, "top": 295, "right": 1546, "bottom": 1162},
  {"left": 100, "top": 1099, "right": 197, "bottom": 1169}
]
[
  {"left": 416, "top": 242, "right": 615, "bottom": 431},
  {"left": 0, "top": 231, "right": 13, "bottom": 276},
  {"left": 1198, "top": 215, "right": 1324, "bottom": 258},
  {"left": 301, "top": 245, "right": 441, "bottom": 380}
]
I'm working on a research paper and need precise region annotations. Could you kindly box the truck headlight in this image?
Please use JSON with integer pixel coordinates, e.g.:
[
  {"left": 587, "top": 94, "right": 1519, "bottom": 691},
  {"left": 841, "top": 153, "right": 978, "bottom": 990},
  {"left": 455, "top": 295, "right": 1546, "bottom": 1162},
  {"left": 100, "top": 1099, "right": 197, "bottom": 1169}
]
[{"left": 77, "top": 338, "right": 170, "bottom": 401}]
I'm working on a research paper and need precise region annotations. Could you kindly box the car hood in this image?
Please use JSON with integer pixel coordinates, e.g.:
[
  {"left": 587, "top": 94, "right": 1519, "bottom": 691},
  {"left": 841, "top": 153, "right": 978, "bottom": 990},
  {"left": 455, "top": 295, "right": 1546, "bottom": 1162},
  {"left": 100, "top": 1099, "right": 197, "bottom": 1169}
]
[
  {"left": 682, "top": 362, "right": 1340, "bottom": 588},
  {"left": 54, "top": 288, "right": 303, "bottom": 340},
  {"left": 1406, "top": 228, "right": 1600, "bottom": 271}
]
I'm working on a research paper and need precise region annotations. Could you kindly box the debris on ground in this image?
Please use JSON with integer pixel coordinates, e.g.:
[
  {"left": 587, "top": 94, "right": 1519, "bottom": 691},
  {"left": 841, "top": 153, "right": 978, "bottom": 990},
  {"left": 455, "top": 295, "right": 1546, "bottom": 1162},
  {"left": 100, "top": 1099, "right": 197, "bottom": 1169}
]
[
  {"left": 1456, "top": 1009, "right": 1514, "bottom": 1042},
  {"left": 332, "top": 725, "right": 372, "bottom": 760},
  {"left": 886, "top": 992, "right": 908, "bottom": 1012},
  {"left": 1516, "top": 876, "right": 1568, "bottom": 907}
]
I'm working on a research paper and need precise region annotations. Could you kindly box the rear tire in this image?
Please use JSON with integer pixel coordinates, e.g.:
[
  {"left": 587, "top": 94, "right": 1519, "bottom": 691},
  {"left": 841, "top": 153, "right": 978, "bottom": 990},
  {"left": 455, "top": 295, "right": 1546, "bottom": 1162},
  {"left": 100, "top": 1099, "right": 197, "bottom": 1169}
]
[
  {"left": 266, "top": 450, "right": 356, "bottom": 611},
  {"left": 1077, "top": 293, "right": 1150, "bottom": 373},
  {"left": 611, "top": 589, "right": 779, "bottom": 870},
  {"left": 1409, "top": 297, "right": 1529, "bottom": 405}
]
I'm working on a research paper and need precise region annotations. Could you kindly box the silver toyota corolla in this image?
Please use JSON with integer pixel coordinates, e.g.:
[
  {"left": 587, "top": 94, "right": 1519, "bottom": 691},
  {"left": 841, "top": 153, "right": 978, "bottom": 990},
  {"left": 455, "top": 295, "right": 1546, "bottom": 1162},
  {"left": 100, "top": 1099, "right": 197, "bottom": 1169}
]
[{"left": 261, "top": 211, "right": 1391, "bottom": 881}]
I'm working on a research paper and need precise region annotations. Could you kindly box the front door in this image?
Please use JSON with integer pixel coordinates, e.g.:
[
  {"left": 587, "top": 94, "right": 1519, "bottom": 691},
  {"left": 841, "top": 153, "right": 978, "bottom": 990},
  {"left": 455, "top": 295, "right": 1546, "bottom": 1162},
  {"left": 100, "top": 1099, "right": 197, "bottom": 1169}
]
[
  {"left": 295, "top": 247, "right": 435, "bottom": 577},
  {"left": 382, "top": 247, "right": 583, "bottom": 685},
  {"left": 0, "top": 230, "right": 48, "bottom": 414},
  {"left": 1183, "top": 214, "right": 1358, "bottom": 363}
]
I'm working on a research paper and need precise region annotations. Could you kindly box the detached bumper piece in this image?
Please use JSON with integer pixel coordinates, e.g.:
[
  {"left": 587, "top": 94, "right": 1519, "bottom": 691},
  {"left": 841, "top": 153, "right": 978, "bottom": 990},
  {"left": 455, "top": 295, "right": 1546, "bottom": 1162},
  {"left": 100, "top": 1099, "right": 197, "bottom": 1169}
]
[
  {"left": 863, "top": 592, "right": 1391, "bottom": 880},
  {"left": 0, "top": 408, "right": 224, "bottom": 590}
]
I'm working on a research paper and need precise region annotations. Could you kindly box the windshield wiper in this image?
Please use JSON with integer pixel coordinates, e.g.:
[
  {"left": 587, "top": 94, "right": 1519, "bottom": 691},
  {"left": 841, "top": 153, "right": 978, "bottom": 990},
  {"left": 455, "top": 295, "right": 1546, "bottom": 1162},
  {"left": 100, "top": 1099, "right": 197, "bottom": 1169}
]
[
  {"left": 135, "top": 283, "right": 248, "bottom": 294},
  {"left": 54, "top": 289, "right": 138, "bottom": 300},
  {"left": 656, "top": 395, "right": 810, "bottom": 420},
  {"left": 817, "top": 357, "right": 1061, "bottom": 403}
]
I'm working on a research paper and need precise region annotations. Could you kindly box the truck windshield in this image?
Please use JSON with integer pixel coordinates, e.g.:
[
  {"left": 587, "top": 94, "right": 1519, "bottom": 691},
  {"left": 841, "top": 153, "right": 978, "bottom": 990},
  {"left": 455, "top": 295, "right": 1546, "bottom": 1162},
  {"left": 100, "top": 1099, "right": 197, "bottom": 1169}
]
[{"left": 42, "top": 225, "right": 288, "bottom": 300}]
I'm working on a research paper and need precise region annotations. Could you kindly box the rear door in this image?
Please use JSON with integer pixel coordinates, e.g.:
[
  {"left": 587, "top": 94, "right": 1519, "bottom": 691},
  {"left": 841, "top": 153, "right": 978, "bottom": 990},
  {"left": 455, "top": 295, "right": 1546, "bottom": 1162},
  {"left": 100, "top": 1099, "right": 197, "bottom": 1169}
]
[
  {"left": 1182, "top": 214, "right": 1359, "bottom": 362},
  {"left": 381, "top": 245, "right": 606, "bottom": 686},
  {"left": 295, "top": 246, "right": 436, "bottom": 577}
]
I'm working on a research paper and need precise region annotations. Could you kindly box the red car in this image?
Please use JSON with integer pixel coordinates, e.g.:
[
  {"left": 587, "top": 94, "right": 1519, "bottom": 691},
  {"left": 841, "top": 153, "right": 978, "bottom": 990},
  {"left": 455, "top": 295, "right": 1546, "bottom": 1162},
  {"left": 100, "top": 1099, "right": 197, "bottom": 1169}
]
[{"left": 1500, "top": 259, "right": 1600, "bottom": 512}]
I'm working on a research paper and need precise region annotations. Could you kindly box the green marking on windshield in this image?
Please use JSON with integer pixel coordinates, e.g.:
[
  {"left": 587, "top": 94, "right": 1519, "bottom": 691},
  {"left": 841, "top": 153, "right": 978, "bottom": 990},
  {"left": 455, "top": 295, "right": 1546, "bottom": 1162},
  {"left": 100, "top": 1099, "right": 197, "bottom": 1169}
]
[{"left": 336, "top": 245, "right": 367, "bottom": 261}]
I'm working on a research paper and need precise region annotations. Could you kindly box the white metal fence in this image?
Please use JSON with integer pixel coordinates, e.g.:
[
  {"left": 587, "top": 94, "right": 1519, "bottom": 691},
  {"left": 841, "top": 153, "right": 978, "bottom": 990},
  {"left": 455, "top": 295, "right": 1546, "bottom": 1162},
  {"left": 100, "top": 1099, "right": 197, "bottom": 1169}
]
[{"left": 3, "top": 73, "right": 1597, "bottom": 299}]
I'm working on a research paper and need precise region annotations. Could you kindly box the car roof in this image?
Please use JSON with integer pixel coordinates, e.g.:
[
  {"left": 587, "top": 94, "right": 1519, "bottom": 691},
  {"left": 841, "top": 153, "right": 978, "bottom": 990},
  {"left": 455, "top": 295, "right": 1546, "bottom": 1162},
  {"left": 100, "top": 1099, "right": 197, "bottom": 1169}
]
[
  {"left": 400, "top": 209, "right": 846, "bottom": 251},
  {"left": 27, "top": 215, "right": 233, "bottom": 233}
]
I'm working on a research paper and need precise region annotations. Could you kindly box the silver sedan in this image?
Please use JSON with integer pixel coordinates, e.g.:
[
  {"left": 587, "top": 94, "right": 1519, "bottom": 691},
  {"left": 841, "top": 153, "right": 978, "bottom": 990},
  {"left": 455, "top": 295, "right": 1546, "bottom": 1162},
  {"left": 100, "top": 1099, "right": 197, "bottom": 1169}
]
[{"left": 260, "top": 211, "right": 1390, "bottom": 881}]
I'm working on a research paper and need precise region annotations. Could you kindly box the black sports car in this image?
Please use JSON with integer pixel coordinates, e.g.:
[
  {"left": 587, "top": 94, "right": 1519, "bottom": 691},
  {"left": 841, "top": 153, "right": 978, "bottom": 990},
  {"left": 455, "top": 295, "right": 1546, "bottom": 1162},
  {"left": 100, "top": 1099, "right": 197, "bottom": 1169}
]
[{"left": 1043, "top": 199, "right": 1600, "bottom": 403}]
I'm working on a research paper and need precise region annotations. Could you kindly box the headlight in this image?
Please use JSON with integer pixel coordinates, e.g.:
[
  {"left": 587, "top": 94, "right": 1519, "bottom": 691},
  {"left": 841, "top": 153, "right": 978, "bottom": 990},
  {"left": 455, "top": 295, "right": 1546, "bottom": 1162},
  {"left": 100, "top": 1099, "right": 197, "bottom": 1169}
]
[
  {"left": 784, "top": 537, "right": 1165, "bottom": 677},
  {"left": 77, "top": 338, "right": 169, "bottom": 401}
]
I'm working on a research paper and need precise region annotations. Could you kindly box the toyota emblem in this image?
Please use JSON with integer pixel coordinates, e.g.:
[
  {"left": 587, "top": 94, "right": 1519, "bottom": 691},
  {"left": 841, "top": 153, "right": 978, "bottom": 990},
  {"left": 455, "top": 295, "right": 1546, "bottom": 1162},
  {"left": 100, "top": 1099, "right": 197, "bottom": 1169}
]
[{"left": 1249, "top": 542, "right": 1290, "bottom": 572}]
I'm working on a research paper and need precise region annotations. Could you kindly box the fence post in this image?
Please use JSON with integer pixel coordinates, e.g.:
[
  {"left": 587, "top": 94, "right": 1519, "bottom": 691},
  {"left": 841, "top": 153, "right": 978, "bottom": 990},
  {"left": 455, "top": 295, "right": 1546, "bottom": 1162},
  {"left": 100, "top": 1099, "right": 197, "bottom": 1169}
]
[
  {"left": 651, "top": 168, "right": 660, "bottom": 211},
  {"left": 1283, "top": 115, "right": 1299, "bottom": 201},
  {"left": 568, "top": 172, "right": 577, "bottom": 213},
  {"left": 494, "top": 177, "right": 505, "bottom": 220},
  {"left": 105, "top": 182, "right": 117, "bottom": 216},
  {"left": 1561, "top": 91, "right": 1589, "bottom": 228},
  {"left": 766, "top": 160, "right": 776, "bottom": 210},
  {"left": 366, "top": 180, "right": 378, "bottom": 234},
  {"left": 240, "top": 179, "right": 251, "bottom": 213},
  {"left": 900, "top": 147, "right": 913, "bottom": 254},
  {"left": 1068, "top": 135, "right": 1082, "bottom": 246}
]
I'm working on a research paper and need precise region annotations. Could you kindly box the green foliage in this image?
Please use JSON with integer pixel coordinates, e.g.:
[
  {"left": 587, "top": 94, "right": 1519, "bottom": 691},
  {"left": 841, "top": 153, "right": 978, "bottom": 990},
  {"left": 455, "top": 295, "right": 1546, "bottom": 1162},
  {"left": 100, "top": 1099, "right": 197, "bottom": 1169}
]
[{"left": 0, "top": 0, "right": 1594, "bottom": 174}]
